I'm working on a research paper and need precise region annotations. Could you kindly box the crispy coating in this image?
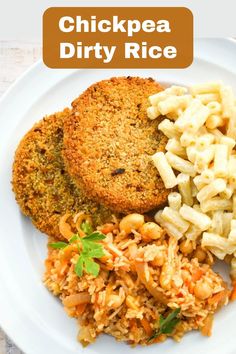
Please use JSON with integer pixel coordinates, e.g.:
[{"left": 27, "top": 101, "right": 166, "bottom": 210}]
[
  {"left": 12, "top": 109, "right": 114, "bottom": 240},
  {"left": 63, "top": 77, "right": 169, "bottom": 214}
]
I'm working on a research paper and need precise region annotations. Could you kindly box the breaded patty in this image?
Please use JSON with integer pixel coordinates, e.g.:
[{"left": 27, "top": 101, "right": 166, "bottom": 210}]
[
  {"left": 63, "top": 77, "right": 169, "bottom": 214},
  {"left": 12, "top": 109, "right": 114, "bottom": 240}
]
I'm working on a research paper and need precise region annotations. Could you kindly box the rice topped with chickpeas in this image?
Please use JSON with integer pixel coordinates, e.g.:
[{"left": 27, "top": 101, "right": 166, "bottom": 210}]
[{"left": 44, "top": 212, "right": 229, "bottom": 346}]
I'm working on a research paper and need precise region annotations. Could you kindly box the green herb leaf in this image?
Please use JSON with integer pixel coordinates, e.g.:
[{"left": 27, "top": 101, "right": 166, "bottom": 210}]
[
  {"left": 81, "top": 221, "right": 93, "bottom": 235},
  {"left": 81, "top": 238, "right": 103, "bottom": 250},
  {"left": 74, "top": 230, "right": 105, "bottom": 278},
  {"left": 86, "top": 247, "right": 105, "bottom": 258},
  {"left": 149, "top": 308, "right": 181, "bottom": 341},
  {"left": 69, "top": 234, "right": 78, "bottom": 244},
  {"left": 75, "top": 255, "right": 101, "bottom": 277},
  {"left": 83, "top": 231, "right": 106, "bottom": 241},
  {"left": 84, "top": 258, "right": 100, "bottom": 277},
  {"left": 49, "top": 242, "right": 68, "bottom": 249},
  {"left": 75, "top": 255, "right": 84, "bottom": 277}
]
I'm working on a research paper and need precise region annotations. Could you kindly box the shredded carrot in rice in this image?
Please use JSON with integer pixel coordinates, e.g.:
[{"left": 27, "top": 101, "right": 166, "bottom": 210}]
[
  {"left": 130, "top": 318, "right": 138, "bottom": 334},
  {"left": 140, "top": 317, "right": 153, "bottom": 336}
]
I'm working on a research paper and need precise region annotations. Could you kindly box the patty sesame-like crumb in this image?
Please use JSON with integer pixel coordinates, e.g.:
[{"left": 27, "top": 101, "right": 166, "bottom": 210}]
[
  {"left": 63, "top": 77, "right": 170, "bottom": 214},
  {"left": 12, "top": 109, "right": 114, "bottom": 240}
]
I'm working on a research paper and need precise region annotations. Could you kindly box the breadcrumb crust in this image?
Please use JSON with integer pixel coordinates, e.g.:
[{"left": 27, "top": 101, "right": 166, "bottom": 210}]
[
  {"left": 12, "top": 109, "right": 114, "bottom": 239},
  {"left": 63, "top": 77, "right": 170, "bottom": 213}
]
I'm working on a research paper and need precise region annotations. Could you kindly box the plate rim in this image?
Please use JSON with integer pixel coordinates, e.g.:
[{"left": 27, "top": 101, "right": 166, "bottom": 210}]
[{"left": 0, "top": 38, "right": 236, "bottom": 354}]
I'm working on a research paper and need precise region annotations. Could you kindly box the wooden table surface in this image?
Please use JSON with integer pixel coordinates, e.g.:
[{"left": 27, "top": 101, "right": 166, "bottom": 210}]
[{"left": 0, "top": 40, "right": 41, "bottom": 354}]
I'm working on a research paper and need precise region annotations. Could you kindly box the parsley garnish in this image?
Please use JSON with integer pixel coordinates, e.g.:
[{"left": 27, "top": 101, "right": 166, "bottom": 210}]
[
  {"left": 69, "top": 234, "right": 79, "bottom": 243},
  {"left": 149, "top": 308, "right": 181, "bottom": 341},
  {"left": 49, "top": 222, "right": 106, "bottom": 277},
  {"left": 49, "top": 234, "right": 78, "bottom": 249},
  {"left": 75, "top": 231, "right": 106, "bottom": 277},
  {"left": 49, "top": 241, "right": 68, "bottom": 249}
]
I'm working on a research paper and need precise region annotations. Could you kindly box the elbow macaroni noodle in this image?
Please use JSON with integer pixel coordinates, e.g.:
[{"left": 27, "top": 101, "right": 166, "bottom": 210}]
[{"left": 148, "top": 82, "right": 236, "bottom": 279}]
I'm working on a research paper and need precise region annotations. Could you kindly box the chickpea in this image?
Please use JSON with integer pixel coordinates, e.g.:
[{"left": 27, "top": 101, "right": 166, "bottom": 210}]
[
  {"left": 119, "top": 214, "right": 144, "bottom": 234},
  {"left": 151, "top": 253, "right": 165, "bottom": 267},
  {"left": 194, "top": 247, "right": 207, "bottom": 263},
  {"left": 139, "top": 222, "right": 164, "bottom": 242},
  {"left": 179, "top": 240, "right": 193, "bottom": 255},
  {"left": 194, "top": 280, "right": 213, "bottom": 300},
  {"left": 107, "top": 294, "right": 124, "bottom": 308}
]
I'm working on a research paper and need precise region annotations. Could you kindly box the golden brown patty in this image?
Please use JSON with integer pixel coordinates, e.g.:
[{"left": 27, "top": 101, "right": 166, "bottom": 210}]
[
  {"left": 63, "top": 77, "right": 169, "bottom": 214},
  {"left": 12, "top": 109, "right": 114, "bottom": 240}
]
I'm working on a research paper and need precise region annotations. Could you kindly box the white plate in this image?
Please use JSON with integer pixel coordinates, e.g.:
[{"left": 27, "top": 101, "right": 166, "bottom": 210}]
[{"left": 0, "top": 38, "right": 236, "bottom": 354}]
